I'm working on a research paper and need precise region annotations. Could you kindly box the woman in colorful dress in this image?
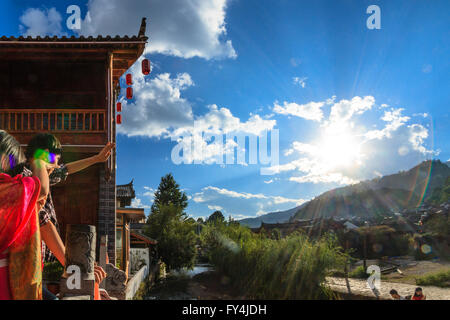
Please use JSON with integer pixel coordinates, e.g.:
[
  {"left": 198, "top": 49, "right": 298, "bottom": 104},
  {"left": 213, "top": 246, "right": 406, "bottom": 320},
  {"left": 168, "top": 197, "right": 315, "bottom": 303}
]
[{"left": 0, "top": 130, "right": 50, "bottom": 300}]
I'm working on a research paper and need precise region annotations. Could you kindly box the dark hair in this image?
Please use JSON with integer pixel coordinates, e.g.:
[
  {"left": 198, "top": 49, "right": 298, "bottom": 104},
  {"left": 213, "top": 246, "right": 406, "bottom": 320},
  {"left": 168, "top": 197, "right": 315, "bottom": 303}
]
[
  {"left": 390, "top": 289, "right": 398, "bottom": 295},
  {"left": 0, "top": 130, "right": 25, "bottom": 175},
  {"left": 414, "top": 287, "right": 423, "bottom": 296},
  {"left": 25, "top": 133, "right": 62, "bottom": 160}
]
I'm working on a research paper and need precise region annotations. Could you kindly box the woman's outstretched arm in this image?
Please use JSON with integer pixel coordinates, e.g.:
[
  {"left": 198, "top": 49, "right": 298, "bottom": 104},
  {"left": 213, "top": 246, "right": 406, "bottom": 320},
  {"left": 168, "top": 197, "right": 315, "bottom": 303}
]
[{"left": 65, "top": 142, "right": 115, "bottom": 175}]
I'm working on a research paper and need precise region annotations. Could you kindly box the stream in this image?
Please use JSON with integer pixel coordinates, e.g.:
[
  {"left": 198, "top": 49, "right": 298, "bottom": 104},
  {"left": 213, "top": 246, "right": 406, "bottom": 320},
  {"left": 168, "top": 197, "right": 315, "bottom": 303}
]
[{"left": 144, "top": 263, "right": 215, "bottom": 300}]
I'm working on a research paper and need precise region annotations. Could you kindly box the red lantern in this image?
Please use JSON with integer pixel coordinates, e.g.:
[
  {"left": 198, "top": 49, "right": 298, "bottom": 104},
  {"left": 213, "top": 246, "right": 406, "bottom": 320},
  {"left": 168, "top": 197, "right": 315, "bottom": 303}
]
[
  {"left": 126, "top": 87, "right": 133, "bottom": 99},
  {"left": 117, "top": 114, "right": 122, "bottom": 124},
  {"left": 116, "top": 102, "right": 122, "bottom": 112},
  {"left": 142, "top": 58, "right": 151, "bottom": 75},
  {"left": 126, "top": 73, "right": 132, "bottom": 85}
]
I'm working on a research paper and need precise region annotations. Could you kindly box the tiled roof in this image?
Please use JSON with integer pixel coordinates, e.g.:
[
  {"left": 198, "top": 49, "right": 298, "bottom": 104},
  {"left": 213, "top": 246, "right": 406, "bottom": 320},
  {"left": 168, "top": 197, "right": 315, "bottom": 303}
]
[
  {"left": 0, "top": 18, "right": 148, "bottom": 45},
  {"left": 0, "top": 35, "right": 146, "bottom": 42},
  {"left": 130, "top": 230, "right": 157, "bottom": 245},
  {"left": 117, "top": 179, "right": 135, "bottom": 199}
]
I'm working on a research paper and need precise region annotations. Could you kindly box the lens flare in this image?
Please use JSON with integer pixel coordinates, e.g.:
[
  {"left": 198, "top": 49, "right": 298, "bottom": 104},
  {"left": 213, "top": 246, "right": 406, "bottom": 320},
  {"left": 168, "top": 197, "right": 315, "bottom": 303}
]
[
  {"left": 8, "top": 154, "right": 16, "bottom": 169},
  {"left": 34, "top": 149, "right": 57, "bottom": 164},
  {"left": 420, "top": 244, "right": 432, "bottom": 255}
]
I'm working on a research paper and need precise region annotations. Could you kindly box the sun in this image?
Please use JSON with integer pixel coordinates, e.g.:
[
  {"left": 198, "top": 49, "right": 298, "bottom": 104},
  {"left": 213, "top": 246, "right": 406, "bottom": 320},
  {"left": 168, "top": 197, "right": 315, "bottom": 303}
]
[{"left": 317, "top": 131, "right": 362, "bottom": 169}]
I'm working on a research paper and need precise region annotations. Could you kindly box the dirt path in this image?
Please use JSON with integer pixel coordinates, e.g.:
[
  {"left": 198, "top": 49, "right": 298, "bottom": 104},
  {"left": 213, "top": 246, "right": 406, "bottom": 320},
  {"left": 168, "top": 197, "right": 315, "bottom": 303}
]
[
  {"left": 187, "top": 271, "right": 244, "bottom": 300},
  {"left": 326, "top": 277, "right": 450, "bottom": 300}
]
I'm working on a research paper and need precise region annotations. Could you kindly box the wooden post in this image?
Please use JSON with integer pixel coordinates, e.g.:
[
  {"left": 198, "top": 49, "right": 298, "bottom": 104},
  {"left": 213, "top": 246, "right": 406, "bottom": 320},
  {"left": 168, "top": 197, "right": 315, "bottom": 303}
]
[
  {"left": 363, "top": 232, "right": 367, "bottom": 271},
  {"left": 59, "top": 224, "right": 96, "bottom": 300}
]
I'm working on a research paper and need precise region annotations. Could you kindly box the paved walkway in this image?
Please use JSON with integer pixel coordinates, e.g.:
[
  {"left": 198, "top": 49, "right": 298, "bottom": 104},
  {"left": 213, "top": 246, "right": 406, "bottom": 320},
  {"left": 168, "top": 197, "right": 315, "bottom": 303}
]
[{"left": 326, "top": 277, "right": 450, "bottom": 300}]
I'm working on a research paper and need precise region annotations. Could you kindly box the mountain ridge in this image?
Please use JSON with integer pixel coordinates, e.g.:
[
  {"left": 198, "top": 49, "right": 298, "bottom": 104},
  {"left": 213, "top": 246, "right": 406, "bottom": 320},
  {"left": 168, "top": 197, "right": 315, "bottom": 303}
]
[{"left": 238, "top": 160, "right": 450, "bottom": 227}]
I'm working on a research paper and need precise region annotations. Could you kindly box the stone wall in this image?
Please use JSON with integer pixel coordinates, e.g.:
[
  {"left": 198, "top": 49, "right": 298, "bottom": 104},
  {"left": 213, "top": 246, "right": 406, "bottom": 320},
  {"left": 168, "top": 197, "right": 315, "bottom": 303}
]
[{"left": 98, "top": 166, "right": 116, "bottom": 263}]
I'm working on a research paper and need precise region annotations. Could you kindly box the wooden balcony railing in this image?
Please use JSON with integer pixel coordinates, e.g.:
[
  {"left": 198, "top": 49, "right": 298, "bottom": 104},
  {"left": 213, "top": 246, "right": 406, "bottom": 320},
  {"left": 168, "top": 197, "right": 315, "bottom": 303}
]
[{"left": 0, "top": 109, "right": 106, "bottom": 133}]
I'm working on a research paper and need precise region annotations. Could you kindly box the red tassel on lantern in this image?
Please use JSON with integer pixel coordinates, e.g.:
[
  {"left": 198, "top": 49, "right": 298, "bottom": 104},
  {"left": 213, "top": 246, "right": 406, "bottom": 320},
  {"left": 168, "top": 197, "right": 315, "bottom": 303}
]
[
  {"left": 126, "top": 87, "right": 133, "bottom": 99},
  {"left": 126, "top": 73, "right": 132, "bottom": 85},
  {"left": 116, "top": 102, "right": 122, "bottom": 112},
  {"left": 142, "top": 59, "right": 151, "bottom": 75},
  {"left": 117, "top": 114, "right": 122, "bottom": 124}
]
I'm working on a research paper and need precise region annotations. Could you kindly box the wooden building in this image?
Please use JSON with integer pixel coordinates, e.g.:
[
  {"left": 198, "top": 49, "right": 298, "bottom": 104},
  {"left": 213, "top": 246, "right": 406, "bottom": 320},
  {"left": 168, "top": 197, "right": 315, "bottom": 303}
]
[{"left": 0, "top": 18, "right": 148, "bottom": 262}]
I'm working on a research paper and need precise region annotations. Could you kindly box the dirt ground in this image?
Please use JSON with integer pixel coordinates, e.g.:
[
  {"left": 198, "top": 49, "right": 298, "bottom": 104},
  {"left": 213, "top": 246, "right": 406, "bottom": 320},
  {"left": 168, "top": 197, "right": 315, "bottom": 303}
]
[
  {"left": 382, "top": 260, "right": 450, "bottom": 285},
  {"left": 326, "top": 276, "right": 450, "bottom": 300},
  {"left": 187, "top": 271, "right": 244, "bottom": 300}
]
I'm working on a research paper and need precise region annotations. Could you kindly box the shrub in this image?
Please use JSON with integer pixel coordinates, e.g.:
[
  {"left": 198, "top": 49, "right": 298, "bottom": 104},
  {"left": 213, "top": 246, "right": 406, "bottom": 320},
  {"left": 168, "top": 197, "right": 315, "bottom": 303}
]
[
  {"left": 42, "top": 261, "right": 64, "bottom": 282},
  {"left": 416, "top": 269, "right": 450, "bottom": 288},
  {"left": 201, "top": 222, "right": 346, "bottom": 299},
  {"left": 348, "top": 266, "right": 367, "bottom": 279}
]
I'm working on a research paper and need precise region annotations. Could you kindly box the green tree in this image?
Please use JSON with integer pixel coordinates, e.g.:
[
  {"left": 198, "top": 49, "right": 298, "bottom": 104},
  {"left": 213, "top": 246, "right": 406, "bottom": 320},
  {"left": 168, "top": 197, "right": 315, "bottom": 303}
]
[
  {"left": 207, "top": 210, "right": 225, "bottom": 224},
  {"left": 150, "top": 173, "right": 188, "bottom": 216},
  {"left": 145, "top": 204, "right": 197, "bottom": 270},
  {"left": 196, "top": 217, "right": 205, "bottom": 224}
]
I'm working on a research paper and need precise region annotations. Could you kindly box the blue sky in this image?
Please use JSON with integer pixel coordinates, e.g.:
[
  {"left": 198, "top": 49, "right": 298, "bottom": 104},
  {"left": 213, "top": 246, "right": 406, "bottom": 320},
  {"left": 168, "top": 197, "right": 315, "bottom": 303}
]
[{"left": 1, "top": 0, "right": 449, "bottom": 220}]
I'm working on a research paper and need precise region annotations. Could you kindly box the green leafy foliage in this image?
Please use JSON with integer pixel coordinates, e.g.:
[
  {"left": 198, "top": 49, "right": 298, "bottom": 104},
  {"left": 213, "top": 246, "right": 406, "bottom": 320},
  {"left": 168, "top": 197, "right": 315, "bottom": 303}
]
[
  {"left": 144, "top": 174, "right": 196, "bottom": 271},
  {"left": 145, "top": 204, "right": 197, "bottom": 271},
  {"left": 348, "top": 266, "right": 367, "bottom": 279},
  {"left": 207, "top": 210, "right": 225, "bottom": 224},
  {"left": 42, "top": 261, "right": 64, "bottom": 282},
  {"left": 416, "top": 269, "right": 450, "bottom": 288},
  {"left": 200, "top": 222, "right": 346, "bottom": 299}
]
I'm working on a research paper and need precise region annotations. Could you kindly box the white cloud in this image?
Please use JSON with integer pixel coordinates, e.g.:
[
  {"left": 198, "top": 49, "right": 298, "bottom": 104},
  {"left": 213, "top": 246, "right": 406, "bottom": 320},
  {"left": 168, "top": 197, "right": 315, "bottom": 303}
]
[
  {"left": 273, "top": 101, "right": 325, "bottom": 122},
  {"left": 117, "top": 61, "right": 194, "bottom": 137},
  {"left": 327, "top": 96, "right": 375, "bottom": 128},
  {"left": 365, "top": 108, "right": 410, "bottom": 140},
  {"left": 79, "top": 0, "right": 236, "bottom": 60},
  {"left": 143, "top": 187, "right": 156, "bottom": 201},
  {"left": 117, "top": 58, "right": 276, "bottom": 146},
  {"left": 19, "top": 7, "right": 64, "bottom": 36},
  {"left": 207, "top": 205, "right": 223, "bottom": 211},
  {"left": 268, "top": 96, "right": 438, "bottom": 185},
  {"left": 408, "top": 124, "right": 438, "bottom": 155},
  {"left": 293, "top": 76, "right": 307, "bottom": 88},
  {"left": 192, "top": 186, "right": 307, "bottom": 217},
  {"left": 131, "top": 197, "right": 151, "bottom": 209}
]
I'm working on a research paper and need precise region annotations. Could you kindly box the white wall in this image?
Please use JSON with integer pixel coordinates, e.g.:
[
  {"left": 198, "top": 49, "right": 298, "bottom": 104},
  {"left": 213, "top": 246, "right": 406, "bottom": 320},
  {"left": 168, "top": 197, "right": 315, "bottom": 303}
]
[{"left": 130, "top": 248, "right": 149, "bottom": 274}]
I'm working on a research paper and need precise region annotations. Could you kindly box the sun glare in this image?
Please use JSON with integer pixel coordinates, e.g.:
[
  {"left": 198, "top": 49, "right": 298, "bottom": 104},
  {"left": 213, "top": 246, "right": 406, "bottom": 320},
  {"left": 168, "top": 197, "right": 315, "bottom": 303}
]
[{"left": 318, "top": 132, "right": 361, "bottom": 168}]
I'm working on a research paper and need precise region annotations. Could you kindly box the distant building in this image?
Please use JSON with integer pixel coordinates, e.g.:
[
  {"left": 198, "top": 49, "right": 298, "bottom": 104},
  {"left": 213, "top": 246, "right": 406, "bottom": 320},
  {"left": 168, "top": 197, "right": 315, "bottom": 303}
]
[{"left": 116, "top": 180, "right": 156, "bottom": 276}]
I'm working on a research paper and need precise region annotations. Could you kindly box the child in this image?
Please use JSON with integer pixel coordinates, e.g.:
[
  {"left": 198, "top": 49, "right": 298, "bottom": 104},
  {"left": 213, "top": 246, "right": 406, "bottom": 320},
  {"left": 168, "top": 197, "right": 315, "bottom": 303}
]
[{"left": 411, "top": 287, "right": 426, "bottom": 300}]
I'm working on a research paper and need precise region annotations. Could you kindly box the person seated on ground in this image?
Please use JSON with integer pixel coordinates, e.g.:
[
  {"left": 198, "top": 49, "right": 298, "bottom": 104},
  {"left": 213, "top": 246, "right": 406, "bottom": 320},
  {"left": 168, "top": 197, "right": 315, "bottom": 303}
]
[
  {"left": 411, "top": 287, "right": 426, "bottom": 300},
  {"left": 25, "top": 133, "right": 115, "bottom": 299},
  {"left": 389, "top": 289, "right": 406, "bottom": 300},
  {"left": 0, "top": 130, "right": 51, "bottom": 300}
]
